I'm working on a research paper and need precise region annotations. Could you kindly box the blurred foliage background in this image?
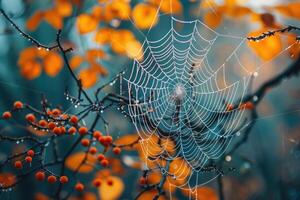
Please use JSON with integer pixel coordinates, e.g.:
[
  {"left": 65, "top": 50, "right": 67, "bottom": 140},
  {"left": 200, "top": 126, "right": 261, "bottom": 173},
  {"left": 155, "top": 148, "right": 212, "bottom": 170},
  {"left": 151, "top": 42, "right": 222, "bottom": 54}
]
[{"left": 0, "top": 0, "right": 300, "bottom": 199}]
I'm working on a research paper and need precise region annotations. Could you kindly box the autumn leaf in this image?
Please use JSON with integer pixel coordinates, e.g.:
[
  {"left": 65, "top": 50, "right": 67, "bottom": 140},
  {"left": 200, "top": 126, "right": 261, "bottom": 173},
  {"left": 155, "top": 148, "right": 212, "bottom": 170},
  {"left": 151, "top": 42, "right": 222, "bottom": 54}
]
[
  {"left": 203, "top": 10, "right": 223, "bottom": 29},
  {"left": 70, "top": 55, "right": 84, "bottom": 70},
  {"left": 0, "top": 173, "right": 16, "bottom": 188},
  {"left": 182, "top": 186, "right": 218, "bottom": 200},
  {"left": 44, "top": 9, "right": 63, "bottom": 29},
  {"left": 65, "top": 152, "right": 97, "bottom": 173},
  {"left": 94, "top": 28, "right": 113, "bottom": 45},
  {"left": 20, "top": 60, "right": 42, "bottom": 80},
  {"left": 77, "top": 14, "right": 98, "bottom": 34},
  {"left": 114, "top": 134, "right": 140, "bottom": 150},
  {"left": 150, "top": 0, "right": 182, "bottom": 14},
  {"left": 26, "top": 11, "right": 44, "bottom": 31},
  {"left": 78, "top": 68, "right": 98, "bottom": 88},
  {"left": 132, "top": 3, "right": 159, "bottom": 30},
  {"left": 98, "top": 176, "right": 124, "bottom": 200},
  {"left": 247, "top": 28, "right": 282, "bottom": 61},
  {"left": 43, "top": 52, "right": 64, "bottom": 77}
]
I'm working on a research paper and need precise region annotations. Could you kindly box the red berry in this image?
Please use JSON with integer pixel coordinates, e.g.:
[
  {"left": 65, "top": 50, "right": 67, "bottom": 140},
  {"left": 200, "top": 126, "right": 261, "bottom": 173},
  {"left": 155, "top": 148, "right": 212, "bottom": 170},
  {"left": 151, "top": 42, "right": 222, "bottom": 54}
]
[
  {"left": 226, "top": 104, "right": 234, "bottom": 111},
  {"left": 14, "top": 161, "right": 23, "bottom": 169},
  {"left": 70, "top": 115, "right": 78, "bottom": 124},
  {"left": 97, "top": 154, "right": 105, "bottom": 162},
  {"left": 78, "top": 126, "right": 88, "bottom": 135},
  {"left": 47, "top": 175, "right": 57, "bottom": 183},
  {"left": 39, "top": 119, "right": 48, "bottom": 127},
  {"left": 75, "top": 183, "right": 84, "bottom": 192},
  {"left": 240, "top": 101, "right": 254, "bottom": 110},
  {"left": 25, "top": 113, "right": 36, "bottom": 122},
  {"left": 81, "top": 139, "right": 90, "bottom": 147},
  {"left": 100, "top": 159, "right": 109, "bottom": 167},
  {"left": 13, "top": 101, "right": 23, "bottom": 109},
  {"left": 139, "top": 177, "right": 147, "bottom": 185},
  {"left": 89, "top": 147, "right": 97, "bottom": 154},
  {"left": 60, "top": 126, "right": 66, "bottom": 134},
  {"left": 59, "top": 176, "right": 69, "bottom": 184},
  {"left": 35, "top": 171, "right": 45, "bottom": 181},
  {"left": 27, "top": 150, "right": 35, "bottom": 157},
  {"left": 68, "top": 126, "right": 77, "bottom": 134},
  {"left": 52, "top": 109, "right": 61, "bottom": 116},
  {"left": 93, "top": 131, "right": 102, "bottom": 139},
  {"left": 53, "top": 126, "right": 62, "bottom": 135},
  {"left": 48, "top": 122, "right": 56, "bottom": 130},
  {"left": 2, "top": 111, "right": 12, "bottom": 119},
  {"left": 112, "top": 147, "right": 121, "bottom": 155},
  {"left": 107, "top": 179, "right": 113, "bottom": 186},
  {"left": 25, "top": 156, "right": 32, "bottom": 163},
  {"left": 99, "top": 136, "right": 106, "bottom": 145},
  {"left": 105, "top": 136, "right": 113, "bottom": 144},
  {"left": 93, "top": 179, "right": 102, "bottom": 187}
]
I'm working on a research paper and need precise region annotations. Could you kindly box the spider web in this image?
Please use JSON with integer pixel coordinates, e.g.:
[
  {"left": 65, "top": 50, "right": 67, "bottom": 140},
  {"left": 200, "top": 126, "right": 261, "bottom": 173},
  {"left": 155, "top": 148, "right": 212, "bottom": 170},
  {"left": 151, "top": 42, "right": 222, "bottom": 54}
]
[{"left": 118, "top": 0, "right": 297, "bottom": 192}]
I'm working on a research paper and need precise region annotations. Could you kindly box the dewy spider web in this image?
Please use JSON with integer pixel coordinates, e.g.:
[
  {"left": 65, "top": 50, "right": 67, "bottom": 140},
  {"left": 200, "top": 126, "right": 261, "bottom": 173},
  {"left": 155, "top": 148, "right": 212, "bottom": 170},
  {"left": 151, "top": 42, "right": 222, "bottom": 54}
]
[{"left": 120, "top": 1, "right": 297, "bottom": 192}]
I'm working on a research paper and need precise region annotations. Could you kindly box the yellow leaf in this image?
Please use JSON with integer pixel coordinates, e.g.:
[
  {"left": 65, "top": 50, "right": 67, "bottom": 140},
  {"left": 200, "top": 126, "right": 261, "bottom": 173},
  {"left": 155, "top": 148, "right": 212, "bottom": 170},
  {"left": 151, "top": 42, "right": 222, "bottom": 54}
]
[
  {"left": 65, "top": 152, "right": 97, "bottom": 173},
  {"left": 98, "top": 176, "right": 124, "bottom": 200},
  {"left": 43, "top": 52, "right": 64, "bottom": 77},
  {"left": 104, "top": 0, "right": 131, "bottom": 21},
  {"left": 247, "top": 29, "right": 282, "bottom": 61},
  {"left": 125, "top": 39, "right": 144, "bottom": 61},
  {"left": 150, "top": 0, "right": 182, "bottom": 14},
  {"left": 132, "top": 3, "right": 159, "bottom": 30},
  {"left": 77, "top": 14, "right": 98, "bottom": 34}
]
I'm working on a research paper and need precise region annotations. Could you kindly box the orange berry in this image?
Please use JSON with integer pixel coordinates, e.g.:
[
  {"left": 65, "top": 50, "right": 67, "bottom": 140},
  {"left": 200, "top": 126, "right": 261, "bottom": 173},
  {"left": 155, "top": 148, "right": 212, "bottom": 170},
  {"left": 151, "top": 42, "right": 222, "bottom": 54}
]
[
  {"left": 68, "top": 126, "right": 77, "bottom": 134},
  {"left": 89, "top": 147, "right": 97, "bottom": 154},
  {"left": 105, "top": 136, "right": 113, "bottom": 144},
  {"left": 39, "top": 119, "right": 48, "bottom": 127},
  {"left": 13, "top": 101, "right": 23, "bottom": 109},
  {"left": 25, "top": 113, "right": 35, "bottom": 122},
  {"left": 48, "top": 122, "right": 56, "bottom": 130},
  {"left": 100, "top": 159, "right": 109, "bottom": 167},
  {"left": 75, "top": 183, "right": 84, "bottom": 192},
  {"left": 27, "top": 150, "right": 35, "bottom": 157},
  {"left": 107, "top": 179, "right": 113, "bottom": 186},
  {"left": 52, "top": 109, "right": 61, "bottom": 116},
  {"left": 25, "top": 156, "right": 32, "bottom": 163},
  {"left": 81, "top": 139, "right": 90, "bottom": 147},
  {"left": 97, "top": 154, "right": 105, "bottom": 162},
  {"left": 93, "top": 179, "right": 102, "bottom": 187},
  {"left": 47, "top": 175, "right": 57, "bottom": 183},
  {"left": 53, "top": 126, "right": 62, "bottom": 135},
  {"left": 112, "top": 147, "right": 121, "bottom": 155},
  {"left": 35, "top": 171, "right": 45, "bottom": 181},
  {"left": 99, "top": 136, "right": 106, "bottom": 145},
  {"left": 14, "top": 161, "right": 23, "bottom": 169},
  {"left": 60, "top": 126, "right": 66, "bottom": 134},
  {"left": 93, "top": 131, "right": 102, "bottom": 139},
  {"left": 70, "top": 115, "right": 78, "bottom": 124},
  {"left": 2, "top": 111, "right": 12, "bottom": 119},
  {"left": 139, "top": 177, "right": 147, "bottom": 185},
  {"left": 240, "top": 101, "right": 254, "bottom": 110},
  {"left": 59, "top": 176, "right": 69, "bottom": 184},
  {"left": 78, "top": 126, "right": 88, "bottom": 135}
]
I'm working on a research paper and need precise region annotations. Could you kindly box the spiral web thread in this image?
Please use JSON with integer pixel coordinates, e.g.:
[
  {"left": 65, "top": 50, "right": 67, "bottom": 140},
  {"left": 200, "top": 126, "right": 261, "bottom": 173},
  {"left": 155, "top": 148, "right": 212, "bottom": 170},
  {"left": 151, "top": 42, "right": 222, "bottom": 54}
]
[{"left": 120, "top": 1, "right": 297, "bottom": 193}]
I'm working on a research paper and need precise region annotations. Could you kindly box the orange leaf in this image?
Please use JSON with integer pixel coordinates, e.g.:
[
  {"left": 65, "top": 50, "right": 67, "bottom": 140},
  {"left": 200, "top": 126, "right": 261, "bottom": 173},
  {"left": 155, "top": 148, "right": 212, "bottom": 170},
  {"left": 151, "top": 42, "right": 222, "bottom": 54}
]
[
  {"left": 44, "top": 9, "right": 63, "bottom": 29},
  {"left": 274, "top": 3, "right": 300, "bottom": 19},
  {"left": 78, "top": 68, "right": 98, "bottom": 88},
  {"left": 104, "top": 1, "right": 131, "bottom": 21},
  {"left": 136, "top": 189, "right": 165, "bottom": 200},
  {"left": 43, "top": 52, "right": 64, "bottom": 77},
  {"left": 65, "top": 152, "right": 97, "bottom": 173},
  {"left": 70, "top": 55, "right": 84, "bottom": 70},
  {"left": 114, "top": 134, "right": 140, "bottom": 150},
  {"left": 203, "top": 10, "right": 223, "bottom": 29},
  {"left": 219, "top": 5, "right": 252, "bottom": 18},
  {"left": 247, "top": 28, "right": 282, "bottom": 61},
  {"left": 26, "top": 11, "right": 44, "bottom": 31},
  {"left": 86, "top": 49, "right": 106, "bottom": 62},
  {"left": 94, "top": 28, "right": 112, "bottom": 45},
  {"left": 150, "top": 0, "right": 182, "bottom": 14},
  {"left": 55, "top": 1, "right": 73, "bottom": 17},
  {"left": 98, "top": 176, "right": 124, "bottom": 200},
  {"left": 77, "top": 14, "right": 98, "bottom": 34},
  {"left": 125, "top": 39, "right": 144, "bottom": 61},
  {"left": 20, "top": 60, "right": 42, "bottom": 80},
  {"left": 132, "top": 3, "right": 159, "bottom": 30}
]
